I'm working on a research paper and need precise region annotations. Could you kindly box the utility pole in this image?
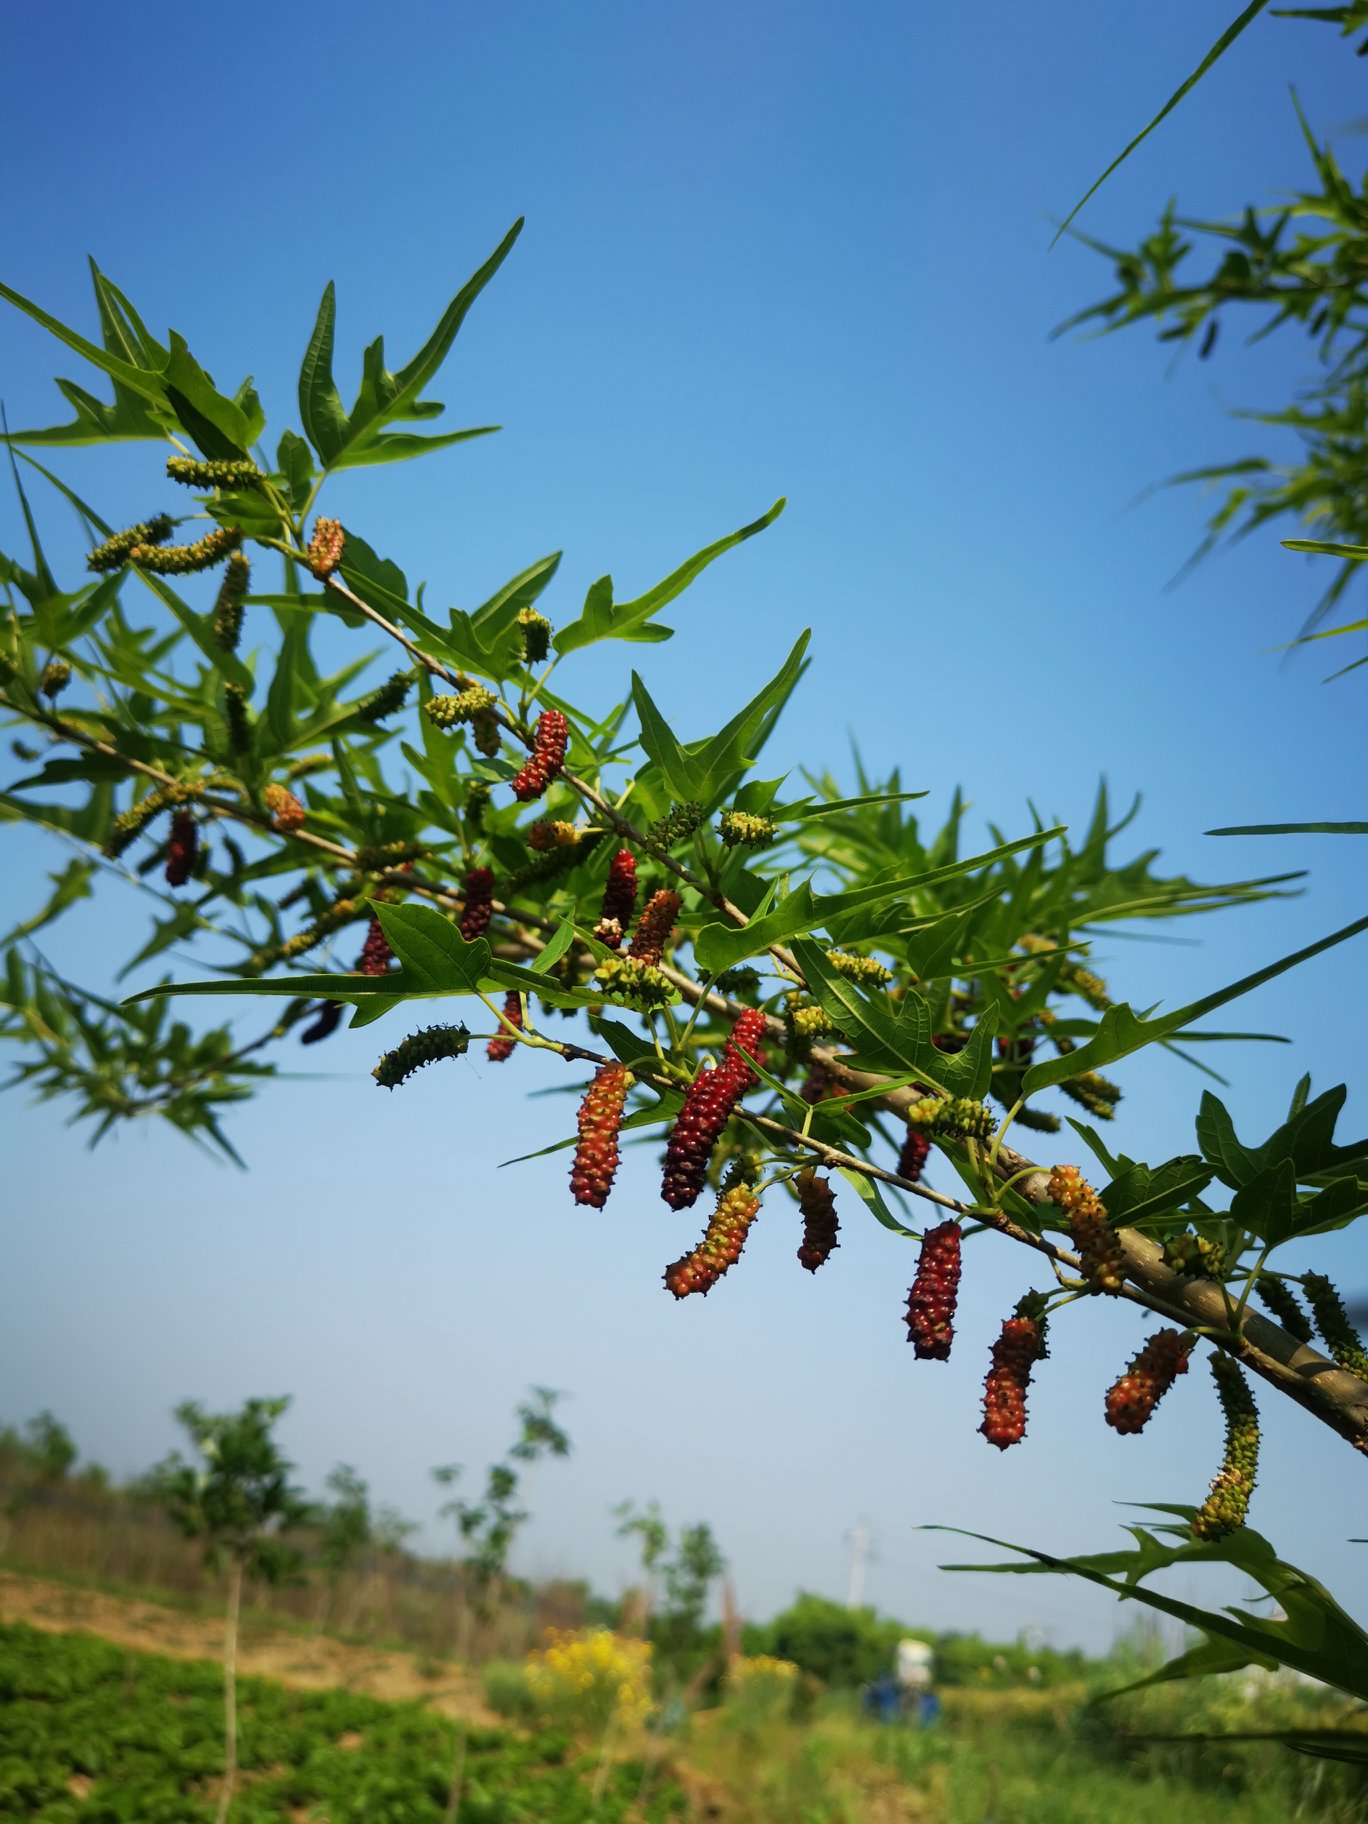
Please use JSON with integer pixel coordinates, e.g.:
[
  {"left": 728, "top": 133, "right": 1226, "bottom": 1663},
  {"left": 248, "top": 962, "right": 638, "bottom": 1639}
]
[{"left": 846, "top": 1520, "right": 872, "bottom": 1609}]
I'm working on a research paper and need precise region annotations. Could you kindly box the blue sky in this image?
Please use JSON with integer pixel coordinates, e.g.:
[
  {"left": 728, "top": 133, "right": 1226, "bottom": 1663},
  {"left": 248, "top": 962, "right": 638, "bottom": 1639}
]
[{"left": 1, "top": 1, "right": 1365, "bottom": 1652}]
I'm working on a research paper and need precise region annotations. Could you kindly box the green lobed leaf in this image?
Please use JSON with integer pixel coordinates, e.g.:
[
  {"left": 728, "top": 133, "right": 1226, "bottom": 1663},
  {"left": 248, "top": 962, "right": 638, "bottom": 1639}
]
[{"left": 369, "top": 901, "right": 490, "bottom": 992}]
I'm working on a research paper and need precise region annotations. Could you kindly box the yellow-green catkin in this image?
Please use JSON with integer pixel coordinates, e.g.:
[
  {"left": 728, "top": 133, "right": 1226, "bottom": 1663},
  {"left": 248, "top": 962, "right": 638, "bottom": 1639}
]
[
  {"left": 1059, "top": 1069, "right": 1122, "bottom": 1119},
  {"left": 592, "top": 955, "right": 674, "bottom": 1008},
  {"left": 647, "top": 802, "right": 705, "bottom": 848},
  {"left": 358, "top": 671, "right": 411, "bottom": 723},
  {"left": 86, "top": 515, "right": 174, "bottom": 572},
  {"left": 1255, "top": 1276, "right": 1314, "bottom": 1345},
  {"left": 1191, "top": 1354, "right": 1259, "bottom": 1540},
  {"left": 39, "top": 658, "right": 72, "bottom": 699},
  {"left": 1161, "top": 1230, "right": 1225, "bottom": 1280},
  {"left": 224, "top": 682, "right": 253, "bottom": 755},
  {"left": 212, "top": 552, "right": 251, "bottom": 652},
  {"left": 1018, "top": 933, "right": 1111, "bottom": 1011},
  {"left": 104, "top": 781, "right": 203, "bottom": 858},
  {"left": 373, "top": 1023, "right": 471, "bottom": 1088},
  {"left": 517, "top": 606, "right": 552, "bottom": 663},
  {"left": 167, "top": 456, "right": 264, "bottom": 491},
  {"left": 826, "top": 949, "right": 892, "bottom": 988},
  {"left": 424, "top": 685, "right": 497, "bottom": 728},
  {"left": 129, "top": 527, "right": 241, "bottom": 574},
  {"left": 719, "top": 809, "right": 775, "bottom": 849},
  {"left": 905, "top": 1095, "right": 996, "bottom": 1141},
  {"left": 786, "top": 996, "right": 841, "bottom": 1042},
  {"left": 1302, "top": 1272, "right": 1368, "bottom": 1381}
]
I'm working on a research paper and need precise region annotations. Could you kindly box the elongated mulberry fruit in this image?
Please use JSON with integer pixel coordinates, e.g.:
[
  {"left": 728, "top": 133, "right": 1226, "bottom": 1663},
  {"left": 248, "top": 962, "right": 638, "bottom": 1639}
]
[
  {"left": 425, "top": 684, "right": 496, "bottom": 727},
  {"left": 796, "top": 1168, "right": 840, "bottom": 1272},
  {"left": 105, "top": 781, "right": 202, "bottom": 858},
  {"left": 212, "top": 552, "right": 251, "bottom": 652},
  {"left": 1049, "top": 1164, "right": 1124, "bottom": 1293},
  {"left": 904, "top": 1096, "right": 994, "bottom": 1141},
  {"left": 373, "top": 1023, "right": 470, "bottom": 1088},
  {"left": 307, "top": 517, "right": 345, "bottom": 578},
  {"left": 905, "top": 1221, "right": 962, "bottom": 1359},
  {"left": 459, "top": 867, "right": 494, "bottom": 941},
  {"left": 826, "top": 949, "right": 893, "bottom": 988},
  {"left": 165, "top": 812, "right": 199, "bottom": 888},
  {"left": 40, "top": 658, "right": 72, "bottom": 699},
  {"left": 1255, "top": 1277, "right": 1314, "bottom": 1344},
  {"left": 472, "top": 709, "right": 501, "bottom": 757},
  {"left": 224, "top": 682, "right": 253, "bottom": 754},
  {"left": 263, "top": 782, "right": 306, "bottom": 833},
  {"left": 1302, "top": 1273, "right": 1368, "bottom": 1380},
  {"left": 465, "top": 780, "right": 491, "bottom": 833},
  {"left": 130, "top": 527, "right": 241, "bottom": 574},
  {"left": 629, "top": 888, "right": 681, "bottom": 967},
  {"left": 299, "top": 1000, "right": 344, "bottom": 1046},
  {"left": 357, "top": 917, "right": 394, "bottom": 977},
  {"left": 167, "top": 456, "right": 264, "bottom": 490},
  {"left": 1060, "top": 1070, "right": 1123, "bottom": 1119},
  {"left": 898, "top": 1127, "right": 931, "bottom": 1184},
  {"left": 1104, "top": 1330, "right": 1190, "bottom": 1434},
  {"left": 595, "top": 849, "right": 638, "bottom": 950},
  {"left": 980, "top": 1304, "right": 1047, "bottom": 1450},
  {"left": 518, "top": 606, "right": 552, "bottom": 664},
  {"left": 510, "top": 708, "right": 569, "bottom": 801},
  {"left": 664, "top": 1182, "right": 761, "bottom": 1298},
  {"left": 570, "top": 1063, "right": 631, "bottom": 1208},
  {"left": 87, "top": 515, "right": 174, "bottom": 572},
  {"left": 487, "top": 991, "right": 523, "bottom": 1062},
  {"left": 359, "top": 671, "right": 411, "bottom": 723},
  {"left": 1192, "top": 1354, "right": 1259, "bottom": 1540},
  {"left": 661, "top": 1008, "right": 766, "bottom": 1209}
]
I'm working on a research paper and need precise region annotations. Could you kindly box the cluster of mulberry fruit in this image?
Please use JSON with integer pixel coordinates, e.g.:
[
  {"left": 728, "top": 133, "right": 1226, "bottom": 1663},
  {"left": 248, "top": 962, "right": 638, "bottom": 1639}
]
[
  {"left": 594, "top": 849, "right": 638, "bottom": 949},
  {"left": 425, "top": 684, "right": 497, "bottom": 728},
  {"left": 1048, "top": 1164, "right": 1125, "bottom": 1294},
  {"left": 905, "top": 1221, "right": 962, "bottom": 1360},
  {"left": 647, "top": 802, "right": 705, "bottom": 848},
  {"left": 664, "top": 1181, "right": 761, "bottom": 1299},
  {"left": 307, "top": 517, "right": 345, "bottom": 579},
  {"left": 357, "top": 918, "right": 394, "bottom": 977},
  {"left": 795, "top": 1168, "right": 840, "bottom": 1272},
  {"left": 527, "top": 820, "right": 580, "bottom": 851},
  {"left": 718, "top": 810, "right": 774, "bottom": 849},
  {"left": 1161, "top": 1231, "right": 1224, "bottom": 1280},
  {"left": 459, "top": 867, "right": 495, "bottom": 942},
  {"left": 904, "top": 1096, "right": 995, "bottom": 1141},
  {"left": 1103, "top": 1330, "right": 1190, "bottom": 1434},
  {"left": 628, "top": 889, "right": 681, "bottom": 967},
  {"left": 487, "top": 992, "right": 523, "bottom": 1062},
  {"left": 592, "top": 955, "right": 674, "bottom": 1008},
  {"left": 164, "top": 813, "right": 199, "bottom": 888},
  {"left": 87, "top": 516, "right": 175, "bottom": 572},
  {"left": 167, "top": 456, "right": 264, "bottom": 491},
  {"left": 517, "top": 607, "right": 552, "bottom": 663},
  {"left": 897, "top": 1127, "right": 932, "bottom": 1184},
  {"left": 224, "top": 682, "right": 253, "bottom": 754},
  {"left": 825, "top": 949, "right": 892, "bottom": 988},
  {"left": 105, "top": 781, "right": 203, "bottom": 859},
  {"left": 980, "top": 1302, "right": 1048, "bottom": 1450},
  {"left": 1302, "top": 1272, "right": 1368, "bottom": 1380},
  {"left": 570, "top": 1063, "right": 630, "bottom": 1208},
  {"left": 212, "top": 552, "right": 251, "bottom": 653},
  {"left": 358, "top": 671, "right": 411, "bottom": 723},
  {"left": 788, "top": 999, "right": 840, "bottom": 1042},
  {"left": 131, "top": 527, "right": 242, "bottom": 575},
  {"left": 510, "top": 709, "right": 569, "bottom": 802},
  {"left": 263, "top": 782, "right": 307, "bottom": 834},
  {"left": 373, "top": 1023, "right": 470, "bottom": 1088},
  {"left": 1191, "top": 1354, "right": 1259, "bottom": 1539},
  {"left": 661, "top": 1008, "right": 767, "bottom": 1209},
  {"left": 1255, "top": 1277, "right": 1313, "bottom": 1344},
  {"left": 40, "top": 658, "right": 72, "bottom": 699},
  {"left": 1060, "top": 1069, "right": 1123, "bottom": 1120},
  {"left": 299, "top": 1000, "right": 344, "bottom": 1046}
]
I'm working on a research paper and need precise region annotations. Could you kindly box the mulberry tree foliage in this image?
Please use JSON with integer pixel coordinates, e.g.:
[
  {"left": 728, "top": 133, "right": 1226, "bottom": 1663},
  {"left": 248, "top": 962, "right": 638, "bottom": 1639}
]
[{"left": 4, "top": 227, "right": 1368, "bottom": 1548}]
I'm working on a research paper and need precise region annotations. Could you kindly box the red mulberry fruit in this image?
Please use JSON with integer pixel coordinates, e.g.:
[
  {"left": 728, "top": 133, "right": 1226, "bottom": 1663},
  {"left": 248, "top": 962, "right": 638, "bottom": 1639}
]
[
  {"left": 905, "top": 1221, "right": 962, "bottom": 1360},
  {"left": 357, "top": 917, "right": 394, "bottom": 977},
  {"left": 1104, "top": 1329, "right": 1190, "bottom": 1434},
  {"left": 570, "top": 1063, "right": 630, "bottom": 1208},
  {"left": 486, "top": 991, "right": 523, "bottom": 1062},
  {"left": 263, "top": 782, "right": 306, "bottom": 833},
  {"left": 898, "top": 1127, "right": 931, "bottom": 1184},
  {"left": 307, "top": 516, "right": 345, "bottom": 579},
  {"left": 165, "top": 813, "right": 199, "bottom": 888},
  {"left": 796, "top": 1168, "right": 840, "bottom": 1272},
  {"left": 510, "top": 708, "right": 569, "bottom": 802},
  {"left": 595, "top": 849, "right": 638, "bottom": 950},
  {"left": 664, "top": 1182, "right": 761, "bottom": 1299},
  {"left": 980, "top": 1309, "right": 1046, "bottom": 1450},
  {"left": 1049, "top": 1164, "right": 1125, "bottom": 1294},
  {"left": 628, "top": 888, "right": 681, "bottom": 967},
  {"left": 459, "top": 867, "right": 495, "bottom": 942},
  {"left": 660, "top": 1009, "right": 766, "bottom": 1210}
]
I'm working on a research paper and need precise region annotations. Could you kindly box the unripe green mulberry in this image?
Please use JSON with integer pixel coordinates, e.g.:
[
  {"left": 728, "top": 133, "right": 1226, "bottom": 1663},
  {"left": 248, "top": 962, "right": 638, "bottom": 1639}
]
[
  {"left": 281, "top": 896, "right": 361, "bottom": 960},
  {"left": 1161, "top": 1231, "right": 1225, "bottom": 1280},
  {"left": 628, "top": 889, "right": 681, "bottom": 967},
  {"left": 355, "top": 840, "right": 425, "bottom": 873},
  {"left": 86, "top": 514, "right": 175, "bottom": 572},
  {"left": 980, "top": 1300, "right": 1048, "bottom": 1450},
  {"left": 373, "top": 1023, "right": 471, "bottom": 1088},
  {"left": 788, "top": 997, "right": 841, "bottom": 1042},
  {"left": 664, "top": 1181, "right": 761, "bottom": 1299},
  {"left": 1255, "top": 1277, "right": 1314, "bottom": 1345},
  {"left": 647, "top": 802, "right": 705, "bottom": 848},
  {"left": 905, "top": 1220, "right": 962, "bottom": 1358},
  {"left": 1049, "top": 1164, "right": 1125, "bottom": 1294},
  {"left": 425, "top": 684, "right": 497, "bottom": 727},
  {"left": 570, "top": 1062, "right": 631, "bottom": 1208},
  {"left": 719, "top": 809, "right": 774, "bottom": 849},
  {"left": 307, "top": 516, "right": 345, "bottom": 579},
  {"left": 212, "top": 552, "right": 251, "bottom": 652},
  {"left": 1191, "top": 1354, "right": 1259, "bottom": 1540},
  {"left": 1012, "top": 1105, "right": 1061, "bottom": 1133},
  {"left": 825, "top": 949, "right": 893, "bottom": 988},
  {"left": 904, "top": 1095, "right": 995, "bottom": 1141},
  {"left": 517, "top": 606, "right": 552, "bottom": 664},
  {"left": 465, "top": 780, "right": 491, "bottom": 833},
  {"left": 472, "top": 709, "right": 501, "bottom": 757},
  {"left": 487, "top": 991, "right": 523, "bottom": 1062},
  {"left": 167, "top": 456, "right": 264, "bottom": 491},
  {"left": 527, "top": 819, "right": 580, "bottom": 851},
  {"left": 1060, "top": 1070, "right": 1123, "bottom": 1119},
  {"left": 358, "top": 671, "right": 411, "bottom": 723},
  {"left": 1104, "top": 1330, "right": 1190, "bottom": 1433},
  {"left": 105, "top": 781, "right": 203, "bottom": 858},
  {"left": 1063, "top": 961, "right": 1111, "bottom": 1011},
  {"left": 796, "top": 1168, "right": 840, "bottom": 1272},
  {"left": 1302, "top": 1273, "right": 1368, "bottom": 1380},
  {"left": 129, "top": 526, "right": 241, "bottom": 574},
  {"left": 224, "top": 681, "right": 253, "bottom": 754},
  {"left": 507, "top": 832, "right": 603, "bottom": 894},
  {"left": 39, "top": 657, "right": 72, "bottom": 699},
  {"left": 592, "top": 954, "right": 674, "bottom": 1008},
  {"left": 263, "top": 781, "right": 306, "bottom": 832}
]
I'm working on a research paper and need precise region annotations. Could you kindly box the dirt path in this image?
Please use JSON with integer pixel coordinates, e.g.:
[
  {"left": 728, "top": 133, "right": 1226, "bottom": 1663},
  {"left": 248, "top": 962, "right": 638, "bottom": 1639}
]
[{"left": 0, "top": 1571, "right": 497, "bottom": 1724}]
